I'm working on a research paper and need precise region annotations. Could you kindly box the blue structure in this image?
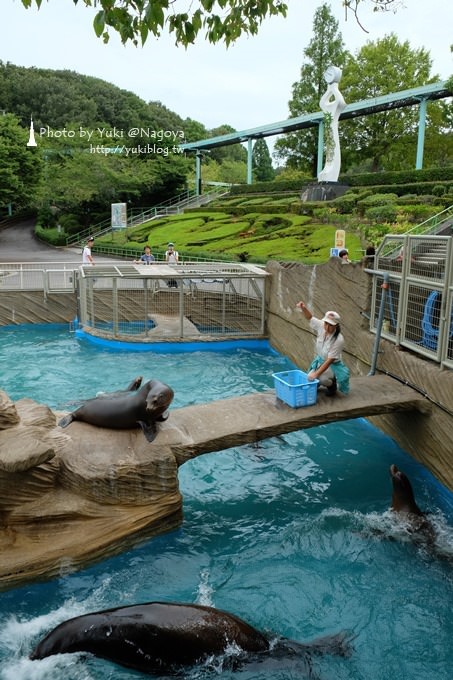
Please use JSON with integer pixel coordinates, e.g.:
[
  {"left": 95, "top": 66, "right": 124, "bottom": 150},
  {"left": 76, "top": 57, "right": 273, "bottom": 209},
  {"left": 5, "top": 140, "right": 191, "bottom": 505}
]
[
  {"left": 422, "top": 291, "right": 453, "bottom": 350},
  {"left": 180, "top": 81, "right": 452, "bottom": 191}
]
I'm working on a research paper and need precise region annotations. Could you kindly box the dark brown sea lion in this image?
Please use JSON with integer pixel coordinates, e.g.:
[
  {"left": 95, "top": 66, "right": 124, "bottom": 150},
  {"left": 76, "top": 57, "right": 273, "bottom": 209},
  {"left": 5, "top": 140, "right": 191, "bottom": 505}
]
[
  {"left": 29, "top": 601, "right": 353, "bottom": 675},
  {"left": 58, "top": 378, "right": 174, "bottom": 442},
  {"left": 390, "top": 463, "right": 424, "bottom": 516},
  {"left": 390, "top": 463, "right": 435, "bottom": 538}
]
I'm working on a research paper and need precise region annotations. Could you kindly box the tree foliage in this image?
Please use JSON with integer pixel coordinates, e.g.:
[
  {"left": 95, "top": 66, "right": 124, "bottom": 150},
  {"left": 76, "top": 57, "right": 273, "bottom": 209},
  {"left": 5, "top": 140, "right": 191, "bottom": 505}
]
[
  {"left": 274, "top": 3, "right": 348, "bottom": 174},
  {"left": 0, "top": 61, "right": 185, "bottom": 132},
  {"left": 252, "top": 138, "right": 274, "bottom": 181},
  {"left": 19, "top": 1, "right": 405, "bottom": 46},
  {"left": 0, "top": 114, "right": 42, "bottom": 210},
  {"left": 20, "top": 0, "right": 288, "bottom": 47},
  {"left": 340, "top": 34, "right": 441, "bottom": 171}
]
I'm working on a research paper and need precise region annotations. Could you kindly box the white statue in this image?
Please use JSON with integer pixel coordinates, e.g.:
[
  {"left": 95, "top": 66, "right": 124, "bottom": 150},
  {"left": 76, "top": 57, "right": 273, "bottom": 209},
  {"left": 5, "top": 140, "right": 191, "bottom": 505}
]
[{"left": 318, "top": 66, "right": 346, "bottom": 183}]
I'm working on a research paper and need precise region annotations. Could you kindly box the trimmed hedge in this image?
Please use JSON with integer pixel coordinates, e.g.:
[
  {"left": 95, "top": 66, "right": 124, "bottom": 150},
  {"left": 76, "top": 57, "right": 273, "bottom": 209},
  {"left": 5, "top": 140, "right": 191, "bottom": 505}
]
[
  {"left": 228, "top": 168, "right": 453, "bottom": 197},
  {"left": 340, "top": 167, "right": 453, "bottom": 186}
]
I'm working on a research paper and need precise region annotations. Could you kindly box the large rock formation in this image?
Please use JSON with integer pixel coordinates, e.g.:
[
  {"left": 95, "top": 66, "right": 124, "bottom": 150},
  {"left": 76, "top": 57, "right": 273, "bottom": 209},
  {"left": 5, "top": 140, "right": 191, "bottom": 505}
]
[{"left": 0, "top": 391, "right": 182, "bottom": 590}]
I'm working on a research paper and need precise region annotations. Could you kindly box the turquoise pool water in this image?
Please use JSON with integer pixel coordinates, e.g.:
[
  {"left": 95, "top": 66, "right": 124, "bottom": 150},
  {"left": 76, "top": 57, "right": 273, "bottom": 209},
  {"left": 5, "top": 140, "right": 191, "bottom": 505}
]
[{"left": 0, "top": 325, "right": 452, "bottom": 680}]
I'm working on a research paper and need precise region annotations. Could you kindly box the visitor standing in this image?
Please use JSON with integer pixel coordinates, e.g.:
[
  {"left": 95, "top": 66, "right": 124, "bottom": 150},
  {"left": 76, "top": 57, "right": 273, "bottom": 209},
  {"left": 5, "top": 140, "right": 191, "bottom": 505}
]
[
  {"left": 165, "top": 242, "right": 179, "bottom": 264},
  {"left": 135, "top": 245, "right": 155, "bottom": 265},
  {"left": 82, "top": 237, "right": 95, "bottom": 265}
]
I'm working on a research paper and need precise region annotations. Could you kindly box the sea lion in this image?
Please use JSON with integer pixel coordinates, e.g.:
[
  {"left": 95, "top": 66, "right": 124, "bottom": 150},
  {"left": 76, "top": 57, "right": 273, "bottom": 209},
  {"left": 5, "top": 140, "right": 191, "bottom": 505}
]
[
  {"left": 29, "top": 601, "right": 353, "bottom": 675},
  {"left": 58, "top": 378, "right": 174, "bottom": 442},
  {"left": 390, "top": 463, "right": 424, "bottom": 516},
  {"left": 388, "top": 464, "right": 453, "bottom": 564},
  {"left": 390, "top": 463, "right": 435, "bottom": 539}
]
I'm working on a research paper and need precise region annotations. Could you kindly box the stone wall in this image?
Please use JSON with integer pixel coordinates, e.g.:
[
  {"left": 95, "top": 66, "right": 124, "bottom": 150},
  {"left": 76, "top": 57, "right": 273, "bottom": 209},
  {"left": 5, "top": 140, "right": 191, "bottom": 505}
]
[{"left": 265, "top": 259, "right": 453, "bottom": 491}]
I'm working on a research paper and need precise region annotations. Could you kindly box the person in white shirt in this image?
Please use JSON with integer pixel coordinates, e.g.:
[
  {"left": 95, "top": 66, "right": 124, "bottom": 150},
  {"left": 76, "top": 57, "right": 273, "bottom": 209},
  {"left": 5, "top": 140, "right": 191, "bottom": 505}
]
[
  {"left": 165, "top": 242, "right": 179, "bottom": 264},
  {"left": 82, "top": 237, "right": 94, "bottom": 264},
  {"left": 295, "top": 303, "right": 350, "bottom": 396}
]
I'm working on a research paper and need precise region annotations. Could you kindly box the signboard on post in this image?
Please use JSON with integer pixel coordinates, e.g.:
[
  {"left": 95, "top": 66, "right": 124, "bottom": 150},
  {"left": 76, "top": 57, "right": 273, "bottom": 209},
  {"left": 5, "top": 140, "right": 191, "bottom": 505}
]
[
  {"left": 111, "top": 202, "right": 127, "bottom": 230},
  {"left": 335, "top": 229, "right": 345, "bottom": 249}
]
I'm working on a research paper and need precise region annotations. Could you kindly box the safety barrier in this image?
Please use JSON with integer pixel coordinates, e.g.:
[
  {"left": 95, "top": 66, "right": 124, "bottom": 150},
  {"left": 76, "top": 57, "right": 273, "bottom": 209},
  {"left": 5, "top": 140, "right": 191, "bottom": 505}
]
[{"left": 370, "top": 234, "right": 453, "bottom": 369}]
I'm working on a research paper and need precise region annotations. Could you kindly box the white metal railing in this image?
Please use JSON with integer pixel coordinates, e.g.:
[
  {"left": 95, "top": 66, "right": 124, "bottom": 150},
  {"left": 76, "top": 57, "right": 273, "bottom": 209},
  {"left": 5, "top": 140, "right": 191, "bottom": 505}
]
[
  {"left": 0, "top": 262, "right": 81, "bottom": 293},
  {"left": 370, "top": 234, "right": 453, "bottom": 369}
]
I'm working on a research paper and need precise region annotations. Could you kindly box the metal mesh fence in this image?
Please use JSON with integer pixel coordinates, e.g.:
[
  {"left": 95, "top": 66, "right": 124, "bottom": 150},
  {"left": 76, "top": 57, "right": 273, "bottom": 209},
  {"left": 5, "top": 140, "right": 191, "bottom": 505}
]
[
  {"left": 78, "top": 263, "right": 267, "bottom": 342},
  {"left": 371, "top": 234, "right": 453, "bottom": 369}
]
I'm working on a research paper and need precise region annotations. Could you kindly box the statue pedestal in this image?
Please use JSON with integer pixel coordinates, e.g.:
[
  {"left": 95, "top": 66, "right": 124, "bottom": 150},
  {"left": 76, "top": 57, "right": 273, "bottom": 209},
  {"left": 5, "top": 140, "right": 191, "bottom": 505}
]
[{"left": 300, "top": 182, "right": 349, "bottom": 202}]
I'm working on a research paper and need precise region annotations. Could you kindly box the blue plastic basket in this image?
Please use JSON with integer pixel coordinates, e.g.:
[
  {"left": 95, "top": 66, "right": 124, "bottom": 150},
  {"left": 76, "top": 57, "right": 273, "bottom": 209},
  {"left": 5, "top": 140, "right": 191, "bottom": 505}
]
[{"left": 272, "top": 370, "right": 319, "bottom": 408}]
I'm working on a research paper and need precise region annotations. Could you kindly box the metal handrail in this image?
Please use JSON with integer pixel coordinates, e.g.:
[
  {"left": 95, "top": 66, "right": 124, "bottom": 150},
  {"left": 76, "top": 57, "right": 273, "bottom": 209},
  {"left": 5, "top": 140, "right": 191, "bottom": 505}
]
[{"left": 403, "top": 204, "right": 453, "bottom": 237}]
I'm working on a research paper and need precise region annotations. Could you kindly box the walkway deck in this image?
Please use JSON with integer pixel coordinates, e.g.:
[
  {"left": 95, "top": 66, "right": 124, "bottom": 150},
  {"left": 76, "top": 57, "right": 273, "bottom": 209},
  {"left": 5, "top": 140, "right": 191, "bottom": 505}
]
[{"left": 159, "top": 374, "right": 430, "bottom": 466}]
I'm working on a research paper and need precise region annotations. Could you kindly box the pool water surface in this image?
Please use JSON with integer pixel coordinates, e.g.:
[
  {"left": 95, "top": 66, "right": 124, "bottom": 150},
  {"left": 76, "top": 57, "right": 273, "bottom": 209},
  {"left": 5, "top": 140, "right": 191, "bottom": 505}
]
[{"left": 0, "top": 325, "right": 452, "bottom": 680}]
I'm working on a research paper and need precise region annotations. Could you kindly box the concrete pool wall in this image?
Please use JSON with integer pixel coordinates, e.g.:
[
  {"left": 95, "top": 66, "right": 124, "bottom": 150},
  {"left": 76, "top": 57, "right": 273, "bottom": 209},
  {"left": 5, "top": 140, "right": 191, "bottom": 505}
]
[{"left": 266, "top": 258, "right": 453, "bottom": 492}]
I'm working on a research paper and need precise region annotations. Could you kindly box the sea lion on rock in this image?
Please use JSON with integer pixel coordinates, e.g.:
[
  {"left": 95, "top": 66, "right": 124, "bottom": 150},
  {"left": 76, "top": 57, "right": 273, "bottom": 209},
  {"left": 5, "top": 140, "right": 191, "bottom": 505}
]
[
  {"left": 58, "top": 379, "right": 174, "bottom": 442},
  {"left": 29, "top": 601, "right": 353, "bottom": 675}
]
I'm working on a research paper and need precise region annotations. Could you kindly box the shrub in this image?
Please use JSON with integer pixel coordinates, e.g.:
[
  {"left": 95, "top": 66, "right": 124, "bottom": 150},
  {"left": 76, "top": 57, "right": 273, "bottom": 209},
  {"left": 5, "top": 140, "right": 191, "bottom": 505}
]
[
  {"left": 331, "top": 193, "right": 357, "bottom": 214},
  {"left": 432, "top": 184, "right": 447, "bottom": 196},
  {"left": 35, "top": 225, "right": 67, "bottom": 246},
  {"left": 396, "top": 205, "right": 438, "bottom": 223},
  {"left": 340, "top": 167, "right": 453, "bottom": 186},
  {"left": 364, "top": 204, "right": 398, "bottom": 222},
  {"left": 312, "top": 207, "right": 336, "bottom": 222},
  {"left": 58, "top": 213, "right": 82, "bottom": 235},
  {"left": 358, "top": 193, "right": 398, "bottom": 207}
]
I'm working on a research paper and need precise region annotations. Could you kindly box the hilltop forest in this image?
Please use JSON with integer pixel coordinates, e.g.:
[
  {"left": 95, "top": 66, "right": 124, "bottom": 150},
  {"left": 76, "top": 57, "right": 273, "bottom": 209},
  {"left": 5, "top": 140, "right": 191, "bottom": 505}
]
[{"left": 0, "top": 61, "right": 247, "bottom": 228}]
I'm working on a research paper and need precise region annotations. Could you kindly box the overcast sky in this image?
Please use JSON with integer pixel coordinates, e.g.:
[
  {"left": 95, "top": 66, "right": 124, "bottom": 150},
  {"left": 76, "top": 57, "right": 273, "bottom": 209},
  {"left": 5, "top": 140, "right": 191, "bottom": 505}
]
[{"left": 2, "top": 0, "right": 452, "bottom": 134}]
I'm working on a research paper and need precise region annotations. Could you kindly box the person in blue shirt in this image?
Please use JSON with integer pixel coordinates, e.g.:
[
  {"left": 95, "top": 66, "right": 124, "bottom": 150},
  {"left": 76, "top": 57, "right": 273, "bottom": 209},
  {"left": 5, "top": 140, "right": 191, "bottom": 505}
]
[{"left": 135, "top": 245, "right": 155, "bottom": 265}]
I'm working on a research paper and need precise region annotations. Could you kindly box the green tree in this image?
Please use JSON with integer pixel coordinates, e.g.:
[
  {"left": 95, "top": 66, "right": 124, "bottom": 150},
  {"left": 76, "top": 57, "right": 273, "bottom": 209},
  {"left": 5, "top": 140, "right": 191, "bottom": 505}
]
[
  {"left": 39, "top": 140, "right": 188, "bottom": 216},
  {"left": 198, "top": 158, "right": 248, "bottom": 184},
  {"left": 274, "top": 3, "right": 349, "bottom": 175},
  {"left": 208, "top": 125, "right": 247, "bottom": 164},
  {"left": 340, "top": 34, "right": 439, "bottom": 171},
  {"left": 183, "top": 118, "right": 208, "bottom": 143},
  {"left": 252, "top": 138, "right": 274, "bottom": 181},
  {"left": 0, "top": 114, "right": 42, "bottom": 211}
]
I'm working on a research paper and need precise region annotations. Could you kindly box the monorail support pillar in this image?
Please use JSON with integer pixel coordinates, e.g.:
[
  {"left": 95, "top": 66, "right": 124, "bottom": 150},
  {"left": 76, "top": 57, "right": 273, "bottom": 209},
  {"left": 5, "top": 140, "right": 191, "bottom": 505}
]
[{"left": 416, "top": 98, "right": 428, "bottom": 170}]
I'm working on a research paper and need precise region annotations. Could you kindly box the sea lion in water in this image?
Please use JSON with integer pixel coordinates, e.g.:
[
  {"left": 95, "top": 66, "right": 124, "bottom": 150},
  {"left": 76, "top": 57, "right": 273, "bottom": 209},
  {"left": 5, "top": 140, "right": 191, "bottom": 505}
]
[
  {"left": 58, "top": 378, "right": 174, "bottom": 442},
  {"left": 389, "top": 463, "right": 435, "bottom": 539},
  {"left": 29, "top": 601, "right": 353, "bottom": 675},
  {"left": 390, "top": 464, "right": 424, "bottom": 516}
]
